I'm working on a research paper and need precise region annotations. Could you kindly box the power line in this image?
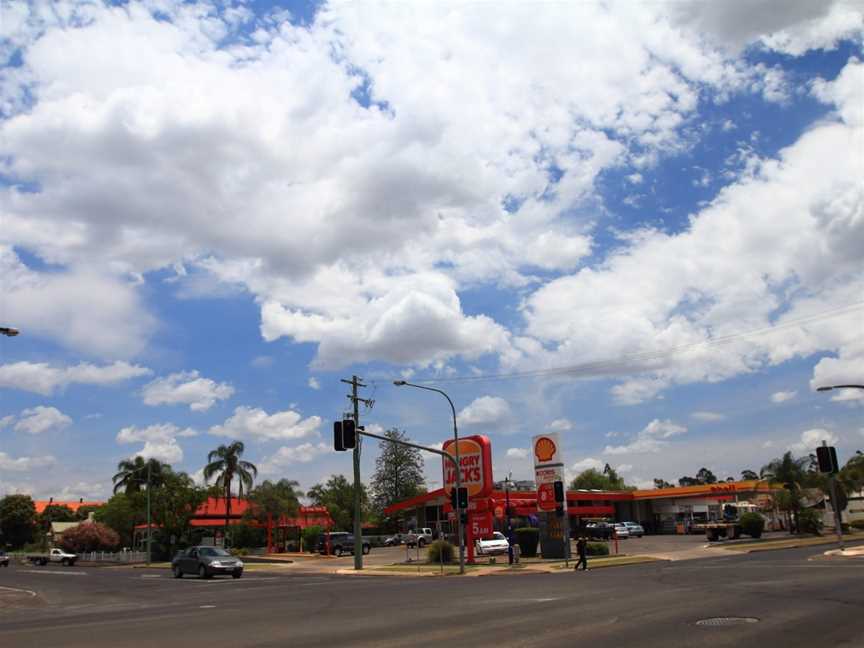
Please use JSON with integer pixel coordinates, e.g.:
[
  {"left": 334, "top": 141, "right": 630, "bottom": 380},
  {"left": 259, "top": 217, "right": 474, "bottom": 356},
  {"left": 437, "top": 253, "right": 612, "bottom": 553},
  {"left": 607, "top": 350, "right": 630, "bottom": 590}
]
[{"left": 386, "top": 301, "right": 864, "bottom": 386}]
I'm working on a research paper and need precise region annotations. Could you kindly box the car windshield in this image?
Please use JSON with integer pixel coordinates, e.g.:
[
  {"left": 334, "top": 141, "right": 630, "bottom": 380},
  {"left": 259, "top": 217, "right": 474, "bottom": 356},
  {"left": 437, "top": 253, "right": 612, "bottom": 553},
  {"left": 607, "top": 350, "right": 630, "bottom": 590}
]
[{"left": 199, "top": 548, "right": 231, "bottom": 557}]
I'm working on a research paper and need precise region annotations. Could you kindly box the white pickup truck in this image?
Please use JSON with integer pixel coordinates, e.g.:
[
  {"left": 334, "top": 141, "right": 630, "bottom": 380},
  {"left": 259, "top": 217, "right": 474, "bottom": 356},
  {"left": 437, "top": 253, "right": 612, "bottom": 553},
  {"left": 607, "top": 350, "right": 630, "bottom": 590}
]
[
  {"left": 25, "top": 547, "right": 78, "bottom": 566},
  {"left": 405, "top": 528, "right": 434, "bottom": 548}
]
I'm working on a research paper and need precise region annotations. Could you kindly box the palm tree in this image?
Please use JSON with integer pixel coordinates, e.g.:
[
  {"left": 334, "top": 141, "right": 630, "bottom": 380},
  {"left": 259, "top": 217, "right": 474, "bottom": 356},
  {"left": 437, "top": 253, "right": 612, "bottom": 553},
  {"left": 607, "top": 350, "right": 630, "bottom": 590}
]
[
  {"left": 761, "top": 452, "right": 809, "bottom": 533},
  {"left": 112, "top": 456, "right": 169, "bottom": 494},
  {"left": 203, "top": 441, "right": 258, "bottom": 543}
]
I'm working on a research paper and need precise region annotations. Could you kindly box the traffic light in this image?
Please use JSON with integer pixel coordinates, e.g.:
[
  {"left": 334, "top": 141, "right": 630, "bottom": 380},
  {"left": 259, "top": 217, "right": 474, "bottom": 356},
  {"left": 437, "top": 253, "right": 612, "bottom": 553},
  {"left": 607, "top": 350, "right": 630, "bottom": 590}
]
[
  {"left": 333, "top": 419, "right": 357, "bottom": 451},
  {"left": 553, "top": 480, "right": 565, "bottom": 503},
  {"left": 450, "top": 487, "right": 468, "bottom": 510},
  {"left": 333, "top": 421, "right": 345, "bottom": 451},
  {"left": 816, "top": 445, "right": 839, "bottom": 474},
  {"left": 342, "top": 419, "right": 356, "bottom": 449}
]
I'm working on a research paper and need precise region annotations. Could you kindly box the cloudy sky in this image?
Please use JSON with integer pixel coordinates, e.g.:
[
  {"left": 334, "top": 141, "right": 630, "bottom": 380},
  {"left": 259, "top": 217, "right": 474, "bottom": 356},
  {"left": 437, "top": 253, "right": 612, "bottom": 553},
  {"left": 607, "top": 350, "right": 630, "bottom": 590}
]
[{"left": 1, "top": 0, "right": 862, "bottom": 500}]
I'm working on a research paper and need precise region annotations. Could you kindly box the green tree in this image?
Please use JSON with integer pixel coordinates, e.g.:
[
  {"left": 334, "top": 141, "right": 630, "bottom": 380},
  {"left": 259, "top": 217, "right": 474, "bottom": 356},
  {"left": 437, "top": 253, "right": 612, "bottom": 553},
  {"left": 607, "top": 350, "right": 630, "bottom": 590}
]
[
  {"left": 150, "top": 471, "right": 208, "bottom": 557},
  {"left": 0, "top": 494, "right": 37, "bottom": 549},
  {"left": 761, "top": 452, "right": 810, "bottom": 533},
  {"left": 75, "top": 505, "right": 103, "bottom": 521},
  {"left": 203, "top": 441, "right": 258, "bottom": 542},
  {"left": 696, "top": 467, "right": 717, "bottom": 484},
  {"left": 370, "top": 428, "right": 425, "bottom": 520},
  {"left": 741, "top": 469, "right": 759, "bottom": 480},
  {"left": 94, "top": 493, "right": 145, "bottom": 548},
  {"left": 307, "top": 475, "right": 368, "bottom": 531},
  {"left": 112, "top": 456, "right": 170, "bottom": 494},
  {"left": 653, "top": 478, "right": 674, "bottom": 489},
  {"left": 39, "top": 504, "right": 76, "bottom": 524},
  {"left": 246, "top": 479, "right": 302, "bottom": 525},
  {"left": 569, "top": 467, "right": 627, "bottom": 491}
]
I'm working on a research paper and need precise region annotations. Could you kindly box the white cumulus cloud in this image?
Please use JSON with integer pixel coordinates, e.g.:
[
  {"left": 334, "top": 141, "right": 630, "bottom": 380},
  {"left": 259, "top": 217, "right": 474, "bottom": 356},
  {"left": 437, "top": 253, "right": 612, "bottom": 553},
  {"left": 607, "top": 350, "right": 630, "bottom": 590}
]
[
  {"left": 604, "top": 419, "right": 688, "bottom": 455},
  {"left": 209, "top": 406, "right": 321, "bottom": 441},
  {"left": 790, "top": 428, "right": 839, "bottom": 454},
  {"left": 771, "top": 390, "right": 798, "bottom": 403},
  {"left": 547, "top": 418, "right": 573, "bottom": 432},
  {"left": 142, "top": 371, "right": 234, "bottom": 412},
  {"left": 691, "top": 411, "right": 726, "bottom": 422},
  {"left": 260, "top": 442, "right": 330, "bottom": 474},
  {"left": 0, "top": 361, "right": 151, "bottom": 395},
  {"left": 571, "top": 457, "right": 604, "bottom": 473},
  {"left": 0, "top": 452, "right": 56, "bottom": 472},
  {"left": 506, "top": 447, "right": 528, "bottom": 460},
  {"left": 12, "top": 406, "right": 72, "bottom": 434},
  {"left": 458, "top": 396, "right": 512, "bottom": 427}
]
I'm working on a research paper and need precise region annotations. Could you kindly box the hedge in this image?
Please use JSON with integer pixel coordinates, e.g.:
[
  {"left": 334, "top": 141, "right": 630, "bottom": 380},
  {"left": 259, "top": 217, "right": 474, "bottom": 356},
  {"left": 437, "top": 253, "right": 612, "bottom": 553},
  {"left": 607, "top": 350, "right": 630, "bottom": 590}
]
[
  {"left": 586, "top": 541, "right": 609, "bottom": 556},
  {"left": 739, "top": 512, "right": 765, "bottom": 538},
  {"left": 427, "top": 540, "right": 455, "bottom": 563}
]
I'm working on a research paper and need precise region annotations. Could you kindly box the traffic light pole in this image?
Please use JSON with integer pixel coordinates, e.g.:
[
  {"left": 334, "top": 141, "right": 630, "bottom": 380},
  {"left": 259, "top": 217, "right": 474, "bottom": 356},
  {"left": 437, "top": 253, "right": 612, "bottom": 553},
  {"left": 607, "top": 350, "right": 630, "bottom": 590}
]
[
  {"left": 355, "top": 427, "right": 465, "bottom": 574},
  {"left": 342, "top": 376, "right": 368, "bottom": 570}
]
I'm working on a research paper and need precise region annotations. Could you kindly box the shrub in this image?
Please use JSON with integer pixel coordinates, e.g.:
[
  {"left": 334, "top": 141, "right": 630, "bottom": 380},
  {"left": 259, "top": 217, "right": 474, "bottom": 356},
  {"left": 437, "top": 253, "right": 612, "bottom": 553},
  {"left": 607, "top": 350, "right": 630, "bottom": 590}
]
[
  {"left": 230, "top": 523, "right": 266, "bottom": 549},
  {"left": 797, "top": 509, "right": 824, "bottom": 535},
  {"left": 59, "top": 522, "right": 120, "bottom": 553},
  {"left": 514, "top": 527, "right": 539, "bottom": 557},
  {"left": 739, "top": 512, "right": 765, "bottom": 538},
  {"left": 302, "top": 525, "right": 323, "bottom": 552},
  {"left": 586, "top": 541, "right": 609, "bottom": 556},
  {"left": 427, "top": 540, "right": 455, "bottom": 564}
]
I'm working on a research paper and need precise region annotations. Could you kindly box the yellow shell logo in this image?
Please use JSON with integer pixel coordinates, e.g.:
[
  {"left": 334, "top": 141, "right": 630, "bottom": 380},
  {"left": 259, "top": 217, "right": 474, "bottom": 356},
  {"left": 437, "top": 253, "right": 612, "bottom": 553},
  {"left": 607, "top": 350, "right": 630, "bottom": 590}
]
[{"left": 534, "top": 437, "right": 556, "bottom": 463}]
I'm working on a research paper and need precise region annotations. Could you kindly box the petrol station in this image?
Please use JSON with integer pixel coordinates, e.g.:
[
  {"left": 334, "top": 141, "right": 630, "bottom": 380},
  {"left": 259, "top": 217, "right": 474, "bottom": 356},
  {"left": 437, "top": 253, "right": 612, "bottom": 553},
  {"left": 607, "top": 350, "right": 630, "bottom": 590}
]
[{"left": 385, "top": 434, "right": 781, "bottom": 552}]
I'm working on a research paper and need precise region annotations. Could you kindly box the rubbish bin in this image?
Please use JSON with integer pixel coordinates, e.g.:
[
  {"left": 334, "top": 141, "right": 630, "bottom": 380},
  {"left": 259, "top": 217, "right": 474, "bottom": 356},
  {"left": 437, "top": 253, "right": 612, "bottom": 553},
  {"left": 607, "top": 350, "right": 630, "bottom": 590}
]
[{"left": 512, "top": 544, "right": 520, "bottom": 564}]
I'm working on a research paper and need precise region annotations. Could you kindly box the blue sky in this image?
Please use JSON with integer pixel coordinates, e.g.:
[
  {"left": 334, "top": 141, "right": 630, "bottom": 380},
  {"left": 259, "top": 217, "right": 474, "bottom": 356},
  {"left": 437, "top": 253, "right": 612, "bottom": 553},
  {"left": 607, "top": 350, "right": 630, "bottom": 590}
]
[{"left": 1, "top": 0, "right": 862, "bottom": 500}]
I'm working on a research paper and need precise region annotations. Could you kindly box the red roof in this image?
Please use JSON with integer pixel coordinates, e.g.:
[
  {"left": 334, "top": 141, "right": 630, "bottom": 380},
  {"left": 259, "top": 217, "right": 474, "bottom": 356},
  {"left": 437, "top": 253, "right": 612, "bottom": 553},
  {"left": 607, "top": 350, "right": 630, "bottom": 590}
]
[
  {"left": 193, "top": 497, "right": 253, "bottom": 518},
  {"left": 34, "top": 500, "right": 105, "bottom": 515}
]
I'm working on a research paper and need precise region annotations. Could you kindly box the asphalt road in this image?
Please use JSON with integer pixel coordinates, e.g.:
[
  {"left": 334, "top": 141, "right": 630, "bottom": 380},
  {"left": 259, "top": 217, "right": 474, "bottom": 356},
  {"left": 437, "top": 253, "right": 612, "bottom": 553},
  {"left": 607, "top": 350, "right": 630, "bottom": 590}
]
[{"left": 1, "top": 542, "right": 863, "bottom": 647}]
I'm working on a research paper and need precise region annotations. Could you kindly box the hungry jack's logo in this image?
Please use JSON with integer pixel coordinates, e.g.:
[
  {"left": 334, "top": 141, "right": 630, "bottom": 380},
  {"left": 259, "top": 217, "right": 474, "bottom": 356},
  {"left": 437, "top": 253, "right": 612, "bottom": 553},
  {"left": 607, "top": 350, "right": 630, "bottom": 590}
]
[{"left": 534, "top": 436, "right": 557, "bottom": 463}]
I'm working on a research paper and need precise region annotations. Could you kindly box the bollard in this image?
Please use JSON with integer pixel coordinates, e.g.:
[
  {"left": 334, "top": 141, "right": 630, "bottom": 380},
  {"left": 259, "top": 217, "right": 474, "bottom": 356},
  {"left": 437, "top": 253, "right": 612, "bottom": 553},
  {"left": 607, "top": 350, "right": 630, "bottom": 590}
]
[{"left": 513, "top": 544, "right": 520, "bottom": 564}]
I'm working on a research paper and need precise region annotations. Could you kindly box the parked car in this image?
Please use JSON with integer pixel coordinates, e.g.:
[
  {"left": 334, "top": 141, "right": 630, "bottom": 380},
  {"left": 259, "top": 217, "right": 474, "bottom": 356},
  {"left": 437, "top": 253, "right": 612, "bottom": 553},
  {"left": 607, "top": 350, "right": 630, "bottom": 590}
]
[
  {"left": 622, "top": 522, "right": 645, "bottom": 538},
  {"left": 317, "top": 532, "right": 371, "bottom": 556},
  {"left": 172, "top": 546, "right": 243, "bottom": 579},
  {"left": 25, "top": 547, "right": 77, "bottom": 566},
  {"left": 383, "top": 533, "right": 403, "bottom": 546},
  {"left": 612, "top": 523, "right": 630, "bottom": 539},
  {"left": 0, "top": 550, "right": 9, "bottom": 567},
  {"left": 405, "top": 528, "right": 433, "bottom": 548},
  {"left": 583, "top": 522, "right": 615, "bottom": 540},
  {"left": 475, "top": 531, "right": 510, "bottom": 556}
]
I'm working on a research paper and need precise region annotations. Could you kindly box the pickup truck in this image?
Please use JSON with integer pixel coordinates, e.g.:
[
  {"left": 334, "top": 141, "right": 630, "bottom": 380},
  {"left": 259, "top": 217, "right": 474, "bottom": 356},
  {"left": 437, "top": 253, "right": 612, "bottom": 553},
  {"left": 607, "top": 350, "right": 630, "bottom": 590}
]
[
  {"left": 25, "top": 548, "right": 78, "bottom": 566},
  {"left": 405, "top": 528, "right": 434, "bottom": 548}
]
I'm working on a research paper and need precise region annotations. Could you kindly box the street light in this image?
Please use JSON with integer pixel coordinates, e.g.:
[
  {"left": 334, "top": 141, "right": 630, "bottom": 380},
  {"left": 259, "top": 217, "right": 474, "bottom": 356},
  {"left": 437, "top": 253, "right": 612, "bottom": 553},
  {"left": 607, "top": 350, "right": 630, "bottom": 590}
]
[
  {"left": 393, "top": 380, "right": 465, "bottom": 575},
  {"left": 817, "top": 385, "right": 864, "bottom": 391},
  {"left": 126, "top": 460, "right": 154, "bottom": 566},
  {"left": 0, "top": 327, "right": 19, "bottom": 337}
]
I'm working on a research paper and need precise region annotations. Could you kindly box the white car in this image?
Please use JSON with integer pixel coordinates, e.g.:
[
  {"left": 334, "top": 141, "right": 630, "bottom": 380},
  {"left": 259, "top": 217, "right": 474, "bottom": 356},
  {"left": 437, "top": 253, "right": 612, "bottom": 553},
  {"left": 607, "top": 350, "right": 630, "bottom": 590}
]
[
  {"left": 612, "top": 523, "right": 630, "bottom": 539},
  {"left": 475, "top": 531, "right": 510, "bottom": 555},
  {"left": 622, "top": 522, "right": 644, "bottom": 538}
]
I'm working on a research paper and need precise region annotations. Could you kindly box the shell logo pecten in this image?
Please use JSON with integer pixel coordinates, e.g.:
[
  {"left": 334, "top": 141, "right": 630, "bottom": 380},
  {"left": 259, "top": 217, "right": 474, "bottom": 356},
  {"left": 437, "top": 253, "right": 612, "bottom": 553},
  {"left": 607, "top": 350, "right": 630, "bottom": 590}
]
[{"left": 534, "top": 436, "right": 557, "bottom": 463}]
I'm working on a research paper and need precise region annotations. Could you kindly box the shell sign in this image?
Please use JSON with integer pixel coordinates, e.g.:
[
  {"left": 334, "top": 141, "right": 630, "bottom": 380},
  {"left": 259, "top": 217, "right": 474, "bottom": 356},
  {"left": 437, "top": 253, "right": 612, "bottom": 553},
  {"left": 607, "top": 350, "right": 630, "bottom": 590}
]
[
  {"left": 532, "top": 432, "right": 562, "bottom": 468},
  {"left": 442, "top": 435, "right": 493, "bottom": 498}
]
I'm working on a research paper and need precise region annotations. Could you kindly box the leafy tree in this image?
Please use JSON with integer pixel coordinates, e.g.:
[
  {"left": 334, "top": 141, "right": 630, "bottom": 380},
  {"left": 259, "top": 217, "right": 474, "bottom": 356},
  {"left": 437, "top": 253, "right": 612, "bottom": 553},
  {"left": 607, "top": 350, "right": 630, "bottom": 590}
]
[
  {"left": 696, "top": 467, "right": 717, "bottom": 484},
  {"left": 204, "top": 441, "right": 258, "bottom": 542},
  {"left": 653, "top": 478, "right": 674, "bottom": 489},
  {"left": 112, "top": 456, "right": 170, "bottom": 494},
  {"left": 0, "top": 494, "right": 37, "bottom": 549},
  {"left": 94, "top": 493, "right": 145, "bottom": 548},
  {"left": 246, "top": 479, "right": 302, "bottom": 525},
  {"left": 150, "top": 471, "right": 208, "bottom": 557},
  {"left": 59, "top": 522, "right": 120, "bottom": 553},
  {"left": 307, "top": 475, "right": 368, "bottom": 531},
  {"left": 569, "top": 467, "right": 627, "bottom": 491},
  {"left": 39, "top": 504, "right": 77, "bottom": 524},
  {"left": 370, "top": 428, "right": 425, "bottom": 519},
  {"left": 75, "top": 505, "right": 103, "bottom": 521},
  {"left": 678, "top": 475, "right": 700, "bottom": 486},
  {"left": 741, "top": 469, "right": 759, "bottom": 480},
  {"left": 761, "top": 451, "right": 810, "bottom": 533}
]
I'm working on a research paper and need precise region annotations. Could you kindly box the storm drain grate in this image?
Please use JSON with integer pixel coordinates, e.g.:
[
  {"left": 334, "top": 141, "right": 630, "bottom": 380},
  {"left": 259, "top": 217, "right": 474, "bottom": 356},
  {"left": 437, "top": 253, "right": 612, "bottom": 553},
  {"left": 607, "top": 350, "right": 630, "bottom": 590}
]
[{"left": 696, "top": 617, "right": 760, "bottom": 627}]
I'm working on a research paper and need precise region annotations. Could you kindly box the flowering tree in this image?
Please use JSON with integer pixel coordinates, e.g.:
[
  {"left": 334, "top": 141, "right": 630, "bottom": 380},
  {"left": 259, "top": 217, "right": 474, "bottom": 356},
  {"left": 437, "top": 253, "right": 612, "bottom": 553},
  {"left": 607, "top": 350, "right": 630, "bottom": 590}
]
[{"left": 59, "top": 522, "right": 120, "bottom": 553}]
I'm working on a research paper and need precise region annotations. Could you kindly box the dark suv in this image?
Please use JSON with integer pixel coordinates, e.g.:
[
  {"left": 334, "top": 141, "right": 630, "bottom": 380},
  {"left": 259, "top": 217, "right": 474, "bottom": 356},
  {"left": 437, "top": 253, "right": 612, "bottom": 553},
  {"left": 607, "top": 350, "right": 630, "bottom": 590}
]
[{"left": 317, "top": 532, "right": 371, "bottom": 556}]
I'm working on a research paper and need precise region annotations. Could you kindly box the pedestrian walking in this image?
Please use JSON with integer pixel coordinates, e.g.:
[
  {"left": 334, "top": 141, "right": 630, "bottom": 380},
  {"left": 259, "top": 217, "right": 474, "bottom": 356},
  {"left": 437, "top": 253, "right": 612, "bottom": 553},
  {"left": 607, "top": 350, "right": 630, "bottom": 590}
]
[{"left": 575, "top": 536, "right": 588, "bottom": 571}]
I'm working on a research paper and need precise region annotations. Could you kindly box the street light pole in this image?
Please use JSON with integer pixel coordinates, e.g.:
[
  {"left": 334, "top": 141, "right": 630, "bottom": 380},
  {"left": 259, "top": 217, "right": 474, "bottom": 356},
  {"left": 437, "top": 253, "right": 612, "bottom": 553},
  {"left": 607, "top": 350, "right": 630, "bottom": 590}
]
[
  {"left": 504, "top": 473, "right": 514, "bottom": 565},
  {"left": 0, "top": 327, "right": 19, "bottom": 337},
  {"left": 393, "top": 381, "right": 465, "bottom": 575},
  {"left": 146, "top": 460, "right": 152, "bottom": 567}
]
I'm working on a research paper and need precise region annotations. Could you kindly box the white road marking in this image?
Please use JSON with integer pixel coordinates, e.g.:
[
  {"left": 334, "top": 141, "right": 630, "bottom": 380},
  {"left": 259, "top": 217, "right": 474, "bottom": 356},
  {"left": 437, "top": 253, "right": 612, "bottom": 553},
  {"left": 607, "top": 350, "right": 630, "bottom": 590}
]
[
  {"left": 0, "top": 585, "right": 38, "bottom": 597},
  {"left": 199, "top": 605, "right": 216, "bottom": 609},
  {"left": 19, "top": 569, "right": 86, "bottom": 576},
  {"left": 141, "top": 574, "right": 163, "bottom": 578}
]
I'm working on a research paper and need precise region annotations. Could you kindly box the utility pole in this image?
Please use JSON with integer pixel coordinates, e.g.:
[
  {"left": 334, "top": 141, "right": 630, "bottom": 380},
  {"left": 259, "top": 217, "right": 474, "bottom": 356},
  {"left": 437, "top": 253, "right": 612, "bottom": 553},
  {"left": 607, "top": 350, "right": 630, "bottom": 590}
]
[
  {"left": 146, "top": 460, "right": 152, "bottom": 567},
  {"left": 342, "top": 375, "right": 373, "bottom": 570}
]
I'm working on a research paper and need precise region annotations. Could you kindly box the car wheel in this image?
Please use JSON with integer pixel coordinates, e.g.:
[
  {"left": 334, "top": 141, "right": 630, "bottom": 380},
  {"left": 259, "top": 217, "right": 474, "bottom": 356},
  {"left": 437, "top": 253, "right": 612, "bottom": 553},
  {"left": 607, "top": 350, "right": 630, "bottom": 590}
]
[
  {"left": 418, "top": 539, "right": 426, "bottom": 548},
  {"left": 232, "top": 570, "right": 242, "bottom": 579},
  {"left": 61, "top": 558, "right": 70, "bottom": 566},
  {"left": 173, "top": 565, "right": 183, "bottom": 579},
  {"left": 362, "top": 545, "right": 370, "bottom": 555},
  {"left": 199, "top": 565, "right": 211, "bottom": 579},
  {"left": 335, "top": 547, "right": 343, "bottom": 557}
]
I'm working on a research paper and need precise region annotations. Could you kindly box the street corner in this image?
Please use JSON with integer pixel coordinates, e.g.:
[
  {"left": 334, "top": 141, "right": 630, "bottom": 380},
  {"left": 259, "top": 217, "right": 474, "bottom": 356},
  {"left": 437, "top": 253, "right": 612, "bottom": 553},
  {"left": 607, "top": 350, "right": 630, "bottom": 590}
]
[{"left": 0, "top": 585, "right": 46, "bottom": 611}]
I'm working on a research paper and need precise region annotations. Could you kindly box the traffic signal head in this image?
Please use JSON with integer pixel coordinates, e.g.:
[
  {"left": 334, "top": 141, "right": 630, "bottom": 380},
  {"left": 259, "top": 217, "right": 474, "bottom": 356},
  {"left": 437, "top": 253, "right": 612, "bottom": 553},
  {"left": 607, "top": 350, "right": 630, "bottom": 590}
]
[
  {"left": 816, "top": 445, "right": 839, "bottom": 474},
  {"left": 333, "top": 421, "right": 345, "bottom": 451},
  {"left": 553, "top": 480, "right": 565, "bottom": 504},
  {"left": 342, "top": 419, "right": 356, "bottom": 449},
  {"left": 458, "top": 487, "right": 468, "bottom": 510}
]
